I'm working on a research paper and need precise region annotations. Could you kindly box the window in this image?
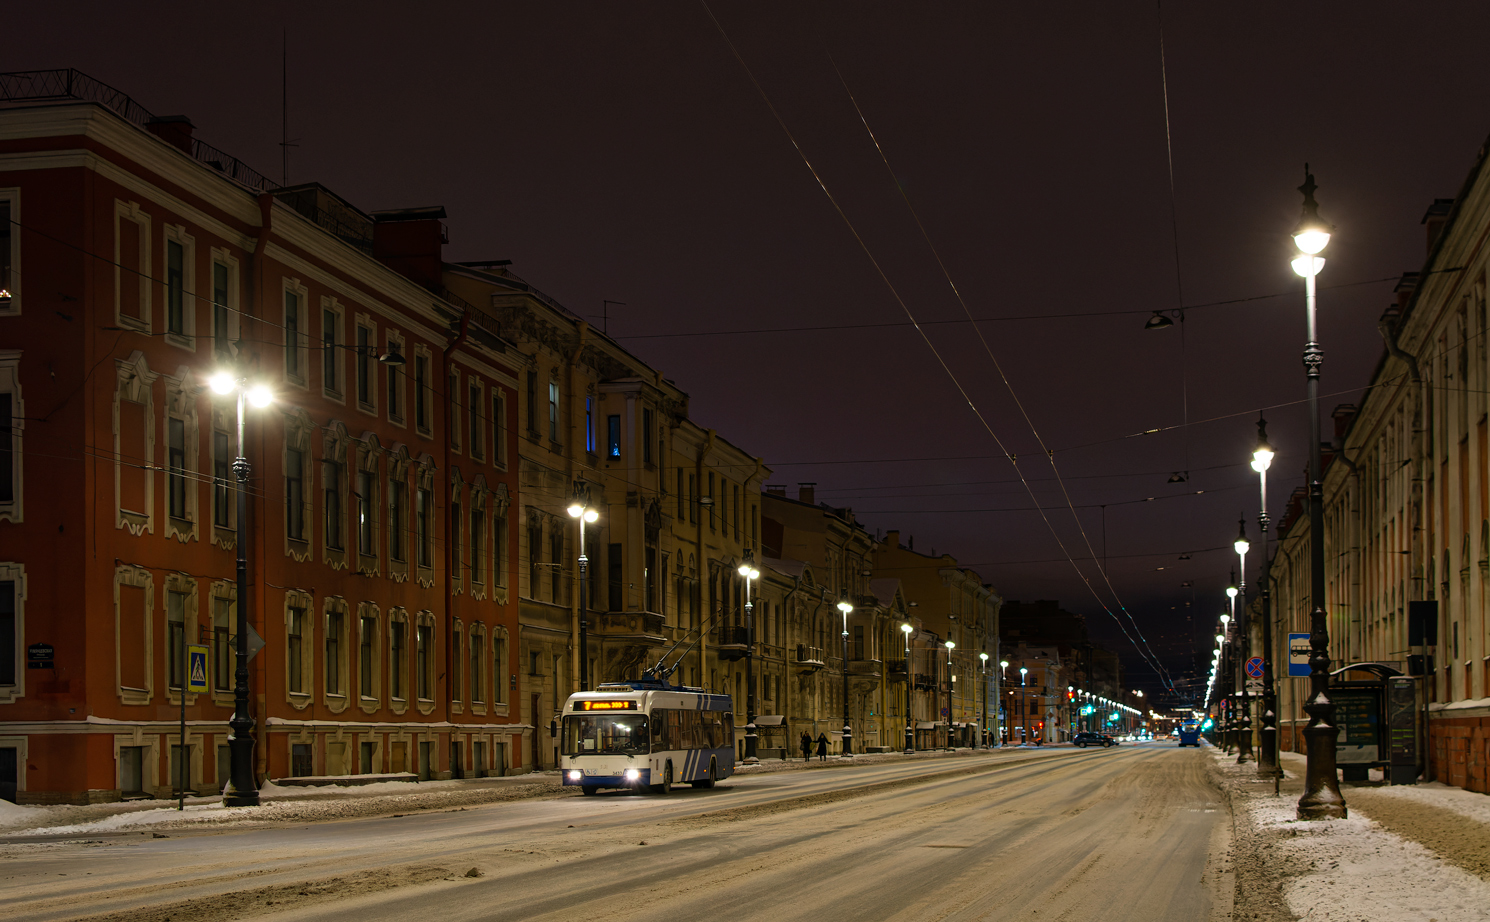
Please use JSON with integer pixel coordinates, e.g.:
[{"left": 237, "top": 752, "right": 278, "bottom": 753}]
[
  {"left": 448, "top": 371, "right": 461, "bottom": 451},
  {"left": 323, "top": 457, "right": 344, "bottom": 551},
  {"left": 414, "top": 353, "right": 430, "bottom": 433},
  {"left": 550, "top": 524, "right": 563, "bottom": 601},
  {"left": 472, "top": 505, "right": 486, "bottom": 585},
  {"left": 386, "top": 335, "right": 404, "bottom": 423},
  {"left": 492, "top": 393, "right": 506, "bottom": 467},
  {"left": 322, "top": 305, "right": 342, "bottom": 398},
  {"left": 495, "top": 505, "right": 508, "bottom": 588},
  {"left": 167, "top": 417, "right": 187, "bottom": 520},
  {"left": 416, "top": 483, "right": 433, "bottom": 569},
  {"left": 733, "top": 485, "right": 741, "bottom": 541},
  {"left": 548, "top": 381, "right": 560, "bottom": 442},
  {"left": 114, "top": 200, "right": 150, "bottom": 330},
  {"left": 390, "top": 620, "right": 406, "bottom": 700},
  {"left": 451, "top": 498, "right": 463, "bottom": 586},
  {"left": 608, "top": 543, "right": 623, "bottom": 611},
  {"left": 643, "top": 409, "right": 653, "bottom": 464},
  {"left": 528, "top": 514, "right": 543, "bottom": 599},
  {"left": 212, "top": 596, "right": 231, "bottom": 692},
  {"left": 355, "top": 323, "right": 372, "bottom": 407},
  {"left": 284, "top": 288, "right": 303, "bottom": 382},
  {"left": 493, "top": 633, "right": 507, "bottom": 704},
  {"left": 389, "top": 478, "right": 407, "bottom": 563},
  {"left": 688, "top": 474, "right": 697, "bottom": 524},
  {"left": 0, "top": 577, "right": 16, "bottom": 689},
  {"left": 0, "top": 193, "right": 17, "bottom": 315},
  {"left": 469, "top": 381, "right": 484, "bottom": 461},
  {"left": 359, "top": 614, "right": 376, "bottom": 697},
  {"left": 288, "top": 607, "right": 304, "bottom": 694},
  {"left": 585, "top": 397, "right": 594, "bottom": 454},
  {"left": 166, "top": 239, "right": 185, "bottom": 336},
  {"left": 285, "top": 448, "right": 305, "bottom": 541},
  {"left": 167, "top": 589, "right": 186, "bottom": 690},
  {"left": 417, "top": 624, "right": 433, "bottom": 700},
  {"left": 326, "top": 610, "right": 343, "bottom": 696},
  {"left": 213, "top": 429, "right": 231, "bottom": 529},
  {"left": 525, "top": 370, "right": 537, "bottom": 434},
  {"left": 357, "top": 469, "right": 375, "bottom": 557},
  {"left": 707, "top": 473, "right": 716, "bottom": 532},
  {"left": 677, "top": 470, "right": 685, "bottom": 518},
  {"left": 853, "top": 625, "right": 865, "bottom": 661},
  {"left": 452, "top": 631, "right": 462, "bottom": 704},
  {"left": 469, "top": 630, "right": 483, "bottom": 704},
  {"left": 607, "top": 415, "right": 620, "bottom": 459},
  {"left": 212, "top": 262, "right": 232, "bottom": 358}
]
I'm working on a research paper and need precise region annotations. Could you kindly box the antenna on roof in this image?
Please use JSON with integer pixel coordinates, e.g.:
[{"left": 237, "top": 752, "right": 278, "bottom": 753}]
[{"left": 279, "top": 29, "right": 299, "bottom": 187}]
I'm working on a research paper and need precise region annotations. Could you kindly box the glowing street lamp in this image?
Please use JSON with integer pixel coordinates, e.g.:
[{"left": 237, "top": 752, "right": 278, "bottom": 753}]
[
  {"left": 944, "top": 640, "right": 956, "bottom": 749},
  {"left": 838, "top": 597, "right": 854, "bottom": 758},
  {"left": 980, "top": 652, "right": 990, "bottom": 748},
  {"left": 568, "top": 483, "right": 600, "bottom": 691},
  {"left": 738, "top": 551, "right": 761, "bottom": 763},
  {"left": 901, "top": 623, "right": 915, "bottom": 752},
  {"left": 209, "top": 369, "right": 272, "bottom": 808}
]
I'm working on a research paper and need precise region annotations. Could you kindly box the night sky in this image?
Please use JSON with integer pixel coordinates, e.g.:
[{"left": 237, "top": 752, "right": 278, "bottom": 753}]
[{"left": 15, "top": 2, "right": 1490, "bottom": 706}]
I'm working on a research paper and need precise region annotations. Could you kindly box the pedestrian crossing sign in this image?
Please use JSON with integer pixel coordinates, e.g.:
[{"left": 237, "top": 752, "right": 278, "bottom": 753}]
[{"left": 186, "top": 645, "right": 210, "bottom": 694}]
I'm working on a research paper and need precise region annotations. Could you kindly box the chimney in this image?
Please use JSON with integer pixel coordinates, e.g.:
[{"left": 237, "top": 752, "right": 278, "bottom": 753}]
[
  {"left": 765, "top": 484, "right": 787, "bottom": 497},
  {"left": 1331, "top": 404, "right": 1359, "bottom": 442},
  {"left": 797, "top": 482, "right": 816, "bottom": 505},
  {"left": 1422, "top": 199, "right": 1454, "bottom": 256},
  {"left": 371, "top": 206, "right": 449, "bottom": 291},
  {"left": 145, "top": 115, "right": 195, "bottom": 154}
]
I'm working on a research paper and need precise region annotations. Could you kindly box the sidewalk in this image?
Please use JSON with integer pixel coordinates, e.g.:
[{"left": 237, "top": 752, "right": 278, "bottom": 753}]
[
  {"left": 1209, "top": 745, "right": 1490, "bottom": 922},
  {"left": 0, "top": 745, "right": 1012, "bottom": 840}
]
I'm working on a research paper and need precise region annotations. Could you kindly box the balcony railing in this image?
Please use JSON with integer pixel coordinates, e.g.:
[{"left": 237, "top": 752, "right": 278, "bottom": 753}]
[
  {"left": 594, "top": 611, "right": 664, "bottom": 638},
  {"left": 796, "top": 644, "right": 824, "bottom": 667},
  {"left": 716, "top": 626, "right": 750, "bottom": 648},
  {"left": 847, "top": 659, "right": 882, "bottom": 677}
]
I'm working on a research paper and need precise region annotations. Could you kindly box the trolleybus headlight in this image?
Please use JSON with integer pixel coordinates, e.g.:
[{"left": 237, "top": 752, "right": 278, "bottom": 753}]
[
  {"left": 567, "top": 770, "right": 583, "bottom": 782},
  {"left": 624, "top": 768, "right": 641, "bottom": 781}
]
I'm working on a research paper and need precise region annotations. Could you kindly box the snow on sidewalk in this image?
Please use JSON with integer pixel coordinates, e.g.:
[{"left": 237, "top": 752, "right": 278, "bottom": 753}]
[{"left": 1220, "top": 749, "right": 1490, "bottom": 922}]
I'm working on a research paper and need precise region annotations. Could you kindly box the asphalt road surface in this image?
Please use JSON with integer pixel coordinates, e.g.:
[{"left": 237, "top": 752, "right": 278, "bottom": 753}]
[{"left": 3, "top": 742, "right": 1229, "bottom": 922}]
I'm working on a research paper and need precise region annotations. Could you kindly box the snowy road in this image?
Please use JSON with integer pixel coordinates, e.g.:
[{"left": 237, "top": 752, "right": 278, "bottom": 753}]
[{"left": 3, "top": 743, "right": 1228, "bottom": 922}]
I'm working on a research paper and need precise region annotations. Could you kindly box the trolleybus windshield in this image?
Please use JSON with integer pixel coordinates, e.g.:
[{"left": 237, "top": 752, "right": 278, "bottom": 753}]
[{"left": 563, "top": 714, "right": 650, "bottom": 756}]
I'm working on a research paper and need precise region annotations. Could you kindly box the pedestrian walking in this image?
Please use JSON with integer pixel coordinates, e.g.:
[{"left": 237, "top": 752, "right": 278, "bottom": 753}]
[
  {"left": 800, "top": 732, "right": 812, "bottom": 762},
  {"left": 816, "top": 733, "right": 828, "bottom": 762}
]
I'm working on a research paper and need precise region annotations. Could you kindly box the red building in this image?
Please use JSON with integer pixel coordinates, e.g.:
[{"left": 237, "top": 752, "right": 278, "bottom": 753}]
[{"left": 0, "top": 70, "right": 522, "bottom": 804}]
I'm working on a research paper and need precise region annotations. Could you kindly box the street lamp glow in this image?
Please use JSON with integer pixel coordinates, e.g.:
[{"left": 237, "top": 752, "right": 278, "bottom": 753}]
[
  {"left": 980, "top": 652, "right": 989, "bottom": 663},
  {"left": 999, "top": 659, "right": 1008, "bottom": 669},
  {"left": 1235, "top": 533, "right": 1251, "bottom": 557},
  {"left": 208, "top": 371, "right": 236, "bottom": 395},
  {"left": 247, "top": 385, "right": 273, "bottom": 408},
  {"left": 1291, "top": 254, "right": 1326, "bottom": 277},
  {"left": 1220, "top": 614, "right": 1231, "bottom": 627},
  {"left": 837, "top": 599, "right": 853, "bottom": 615},
  {"left": 1252, "top": 421, "right": 1275, "bottom": 473},
  {"left": 901, "top": 623, "right": 914, "bottom": 635},
  {"left": 1216, "top": 634, "right": 1225, "bottom": 645},
  {"left": 1226, "top": 584, "right": 1238, "bottom": 600},
  {"left": 567, "top": 501, "right": 585, "bottom": 518},
  {"left": 945, "top": 640, "right": 955, "bottom": 651}
]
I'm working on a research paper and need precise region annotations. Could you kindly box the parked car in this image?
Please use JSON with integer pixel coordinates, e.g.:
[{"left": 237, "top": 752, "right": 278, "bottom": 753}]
[{"left": 1072, "top": 732, "right": 1117, "bottom": 748}]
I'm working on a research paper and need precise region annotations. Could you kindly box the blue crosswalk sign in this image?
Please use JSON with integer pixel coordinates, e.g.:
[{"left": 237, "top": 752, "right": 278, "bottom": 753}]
[{"left": 186, "top": 645, "right": 210, "bottom": 693}]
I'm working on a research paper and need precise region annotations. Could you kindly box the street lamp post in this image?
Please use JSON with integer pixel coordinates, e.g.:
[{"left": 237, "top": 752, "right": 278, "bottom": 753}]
[
  {"left": 1251, "top": 418, "right": 1281, "bottom": 780},
  {"left": 1291, "top": 167, "right": 1347, "bottom": 819},
  {"left": 838, "top": 598, "right": 853, "bottom": 757},
  {"left": 566, "top": 484, "right": 599, "bottom": 691},
  {"left": 901, "top": 623, "right": 915, "bottom": 752},
  {"left": 1230, "top": 556, "right": 1252, "bottom": 764},
  {"left": 979, "top": 652, "right": 989, "bottom": 748},
  {"left": 998, "top": 660, "right": 1008, "bottom": 745},
  {"left": 944, "top": 640, "right": 956, "bottom": 749},
  {"left": 1219, "top": 613, "right": 1232, "bottom": 752},
  {"left": 738, "top": 552, "right": 761, "bottom": 764},
  {"left": 209, "top": 370, "right": 272, "bottom": 808},
  {"left": 1019, "top": 666, "right": 1028, "bottom": 744}
]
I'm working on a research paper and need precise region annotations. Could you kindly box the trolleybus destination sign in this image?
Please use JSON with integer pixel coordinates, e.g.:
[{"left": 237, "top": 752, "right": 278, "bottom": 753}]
[{"left": 575, "top": 700, "right": 638, "bottom": 711}]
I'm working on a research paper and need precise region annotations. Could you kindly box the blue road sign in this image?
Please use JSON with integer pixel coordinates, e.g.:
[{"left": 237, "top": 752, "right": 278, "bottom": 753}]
[
  {"left": 186, "top": 644, "right": 210, "bottom": 694},
  {"left": 1288, "top": 633, "right": 1312, "bottom": 677},
  {"left": 1245, "top": 657, "right": 1264, "bottom": 679}
]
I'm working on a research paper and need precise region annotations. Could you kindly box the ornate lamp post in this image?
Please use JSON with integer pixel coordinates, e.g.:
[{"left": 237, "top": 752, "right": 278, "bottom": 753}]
[
  {"left": 838, "top": 597, "right": 853, "bottom": 757},
  {"left": 901, "top": 622, "right": 915, "bottom": 752},
  {"left": 1230, "top": 552, "right": 1253, "bottom": 764},
  {"left": 1019, "top": 665, "right": 1028, "bottom": 744},
  {"left": 1291, "top": 167, "right": 1347, "bottom": 819},
  {"left": 208, "top": 370, "right": 272, "bottom": 808},
  {"left": 738, "top": 551, "right": 760, "bottom": 763},
  {"left": 943, "top": 640, "right": 956, "bottom": 749},
  {"left": 566, "top": 483, "right": 599, "bottom": 691},
  {"left": 979, "top": 652, "right": 990, "bottom": 748},
  {"left": 1251, "top": 418, "right": 1281, "bottom": 779},
  {"left": 1219, "top": 613, "right": 1233, "bottom": 751},
  {"left": 998, "top": 659, "right": 1009, "bottom": 745}
]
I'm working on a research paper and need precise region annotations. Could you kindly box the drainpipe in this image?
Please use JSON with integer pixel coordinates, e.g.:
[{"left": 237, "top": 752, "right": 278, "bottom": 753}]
[
  {"left": 442, "top": 311, "right": 471, "bottom": 738},
  {"left": 1380, "top": 305, "right": 1430, "bottom": 779}
]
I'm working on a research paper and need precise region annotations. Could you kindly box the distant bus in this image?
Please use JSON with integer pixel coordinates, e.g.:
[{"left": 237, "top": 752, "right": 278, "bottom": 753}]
[
  {"left": 560, "top": 681, "right": 735, "bottom": 795},
  {"left": 1177, "top": 720, "right": 1201, "bottom": 747}
]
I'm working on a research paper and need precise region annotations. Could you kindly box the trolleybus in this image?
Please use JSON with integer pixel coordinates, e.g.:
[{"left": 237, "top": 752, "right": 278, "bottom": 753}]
[{"left": 560, "top": 680, "right": 735, "bottom": 795}]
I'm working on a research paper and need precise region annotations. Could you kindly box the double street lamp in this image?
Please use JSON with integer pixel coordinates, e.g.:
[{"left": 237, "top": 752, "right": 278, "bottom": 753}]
[
  {"left": 566, "top": 484, "right": 599, "bottom": 691},
  {"left": 1291, "top": 167, "right": 1347, "bottom": 820},
  {"left": 207, "top": 369, "right": 273, "bottom": 808},
  {"left": 1019, "top": 665, "right": 1028, "bottom": 744},
  {"left": 998, "top": 659, "right": 1009, "bottom": 743},
  {"left": 838, "top": 597, "right": 853, "bottom": 758},
  {"left": 979, "top": 652, "right": 989, "bottom": 748}
]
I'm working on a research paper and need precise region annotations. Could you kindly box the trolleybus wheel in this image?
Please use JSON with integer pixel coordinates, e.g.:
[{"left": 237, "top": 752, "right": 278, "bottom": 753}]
[
  {"left": 581, "top": 784, "right": 599, "bottom": 796},
  {"left": 655, "top": 763, "right": 673, "bottom": 795},
  {"left": 692, "top": 759, "right": 717, "bottom": 789}
]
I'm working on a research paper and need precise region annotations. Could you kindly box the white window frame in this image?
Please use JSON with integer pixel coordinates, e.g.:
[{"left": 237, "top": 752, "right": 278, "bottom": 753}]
[
  {"left": 468, "top": 376, "right": 485, "bottom": 463},
  {"left": 354, "top": 435, "right": 383, "bottom": 577},
  {"left": 320, "top": 296, "right": 345, "bottom": 403},
  {"left": 114, "top": 564, "right": 153, "bottom": 706},
  {"left": 162, "top": 224, "right": 196, "bottom": 351},
  {"left": 0, "top": 351, "right": 22, "bottom": 524},
  {"left": 415, "top": 610, "right": 437, "bottom": 715},
  {"left": 163, "top": 372, "right": 200, "bottom": 543},
  {"left": 284, "top": 590, "right": 315, "bottom": 708},
  {"left": 114, "top": 200, "right": 151, "bottom": 333},
  {"left": 413, "top": 346, "right": 434, "bottom": 439},
  {"left": 208, "top": 248, "right": 241, "bottom": 362},
  {"left": 0, "top": 562, "right": 27, "bottom": 703},
  {"left": 114, "top": 351, "right": 156, "bottom": 536},
  {"left": 354, "top": 312, "right": 378, "bottom": 417},
  {"left": 0, "top": 188, "right": 21, "bottom": 316},
  {"left": 282, "top": 409, "right": 313, "bottom": 561},
  {"left": 388, "top": 607, "right": 410, "bottom": 714},
  {"left": 386, "top": 329, "right": 407, "bottom": 427},
  {"left": 387, "top": 446, "right": 411, "bottom": 583},
  {"left": 356, "top": 602, "right": 381, "bottom": 715},
  {"left": 162, "top": 573, "right": 199, "bottom": 705},
  {"left": 282, "top": 278, "right": 309, "bottom": 389},
  {"left": 321, "top": 422, "right": 351, "bottom": 571}
]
